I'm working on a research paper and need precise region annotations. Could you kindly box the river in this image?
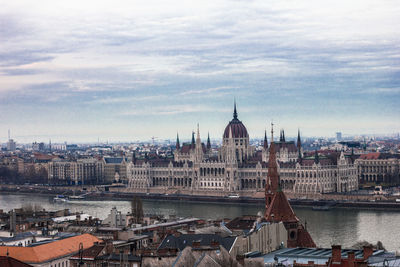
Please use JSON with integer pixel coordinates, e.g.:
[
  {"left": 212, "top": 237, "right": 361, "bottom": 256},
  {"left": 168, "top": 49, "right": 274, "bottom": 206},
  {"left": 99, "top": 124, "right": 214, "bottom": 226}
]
[{"left": 0, "top": 193, "right": 399, "bottom": 251}]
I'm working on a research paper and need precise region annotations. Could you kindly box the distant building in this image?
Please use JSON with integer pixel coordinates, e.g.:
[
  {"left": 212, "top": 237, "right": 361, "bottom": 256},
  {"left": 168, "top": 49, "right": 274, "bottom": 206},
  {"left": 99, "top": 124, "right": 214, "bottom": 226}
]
[
  {"left": 103, "top": 157, "right": 127, "bottom": 184},
  {"left": 356, "top": 152, "right": 400, "bottom": 184},
  {"left": 102, "top": 207, "right": 132, "bottom": 228},
  {"left": 127, "top": 104, "right": 358, "bottom": 194},
  {"left": 48, "top": 158, "right": 104, "bottom": 185},
  {"left": 7, "top": 139, "right": 16, "bottom": 151},
  {"left": 336, "top": 132, "right": 342, "bottom": 141}
]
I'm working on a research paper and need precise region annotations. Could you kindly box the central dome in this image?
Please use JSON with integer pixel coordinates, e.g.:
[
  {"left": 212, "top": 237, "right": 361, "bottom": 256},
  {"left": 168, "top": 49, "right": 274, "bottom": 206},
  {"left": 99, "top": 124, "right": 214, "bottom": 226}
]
[{"left": 223, "top": 103, "right": 248, "bottom": 138}]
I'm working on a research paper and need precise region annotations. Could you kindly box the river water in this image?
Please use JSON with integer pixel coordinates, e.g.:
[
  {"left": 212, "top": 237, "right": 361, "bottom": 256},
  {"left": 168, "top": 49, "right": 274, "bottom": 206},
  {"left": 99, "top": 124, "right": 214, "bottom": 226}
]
[{"left": 0, "top": 193, "right": 399, "bottom": 251}]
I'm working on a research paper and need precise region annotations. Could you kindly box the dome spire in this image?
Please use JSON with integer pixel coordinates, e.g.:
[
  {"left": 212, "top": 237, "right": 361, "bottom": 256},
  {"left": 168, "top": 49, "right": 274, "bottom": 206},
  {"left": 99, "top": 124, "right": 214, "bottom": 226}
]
[{"left": 233, "top": 99, "right": 238, "bottom": 120}]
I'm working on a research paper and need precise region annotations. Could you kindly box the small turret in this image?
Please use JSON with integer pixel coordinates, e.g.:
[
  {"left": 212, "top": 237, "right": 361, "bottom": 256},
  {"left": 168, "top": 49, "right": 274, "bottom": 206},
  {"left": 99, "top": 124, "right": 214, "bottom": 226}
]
[
  {"left": 263, "top": 130, "right": 268, "bottom": 150},
  {"left": 176, "top": 133, "right": 180, "bottom": 150},
  {"left": 297, "top": 129, "right": 301, "bottom": 150},
  {"left": 191, "top": 131, "right": 195, "bottom": 149},
  {"left": 207, "top": 132, "right": 211, "bottom": 150},
  {"left": 314, "top": 150, "right": 319, "bottom": 164}
]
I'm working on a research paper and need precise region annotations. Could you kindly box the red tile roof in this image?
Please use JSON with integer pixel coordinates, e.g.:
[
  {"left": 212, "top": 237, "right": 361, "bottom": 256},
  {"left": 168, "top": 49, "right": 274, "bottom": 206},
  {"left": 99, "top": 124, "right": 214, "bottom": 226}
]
[
  {"left": 359, "top": 153, "right": 380, "bottom": 160},
  {"left": 265, "top": 191, "right": 299, "bottom": 224},
  {"left": 0, "top": 234, "right": 101, "bottom": 264},
  {"left": 296, "top": 225, "right": 316, "bottom": 248}
]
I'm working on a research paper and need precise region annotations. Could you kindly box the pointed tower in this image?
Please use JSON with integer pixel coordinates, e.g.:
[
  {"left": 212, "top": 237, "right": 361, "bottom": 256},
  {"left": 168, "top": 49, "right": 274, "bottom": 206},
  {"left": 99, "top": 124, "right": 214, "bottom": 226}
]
[
  {"left": 207, "top": 132, "right": 211, "bottom": 150},
  {"left": 314, "top": 150, "right": 319, "bottom": 164},
  {"left": 265, "top": 123, "right": 279, "bottom": 210},
  {"left": 264, "top": 122, "right": 316, "bottom": 248},
  {"left": 226, "top": 126, "right": 237, "bottom": 164},
  {"left": 195, "top": 124, "right": 203, "bottom": 162},
  {"left": 282, "top": 129, "right": 286, "bottom": 142},
  {"left": 233, "top": 99, "right": 238, "bottom": 120},
  {"left": 297, "top": 129, "right": 301, "bottom": 150},
  {"left": 176, "top": 133, "right": 180, "bottom": 150},
  {"left": 263, "top": 130, "right": 268, "bottom": 150},
  {"left": 297, "top": 129, "right": 302, "bottom": 159},
  {"left": 191, "top": 131, "right": 195, "bottom": 149}
]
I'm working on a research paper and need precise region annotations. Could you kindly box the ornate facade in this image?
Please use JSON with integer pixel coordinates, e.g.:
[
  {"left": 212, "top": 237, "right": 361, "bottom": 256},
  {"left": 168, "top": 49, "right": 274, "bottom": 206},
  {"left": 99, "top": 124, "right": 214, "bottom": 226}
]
[{"left": 127, "top": 104, "right": 358, "bottom": 194}]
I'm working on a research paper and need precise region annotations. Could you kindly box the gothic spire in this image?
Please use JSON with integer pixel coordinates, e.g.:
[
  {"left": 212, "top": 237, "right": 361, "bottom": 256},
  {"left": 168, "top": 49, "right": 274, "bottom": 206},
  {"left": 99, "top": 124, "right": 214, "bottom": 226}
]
[
  {"left": 207, "top": 132, "right": 211, "bottom": 150},
  {"left": 279, "top": 130, "right": 283, "bottom": 142},
  {"left": 282, "top": 129, "right": 285, "bottom": 142},
  {"left": 263, "top": 130, "right": 268, "bottom": 149},
  {"left": 191, "top": 131, "right": 195, "bottom": 149},
  {"left": 233, "top": 99, "right": 238, "bottom": 120},
  {"left": 267, "top": 122, "right": 279, "bottom": 193},
  {"left": 314, "top": 150, "right": 319, "bottom": 164},
  {"left": 176, "top": 133, "right": 180, "bottom": 150},
  {"left": 297, "top": 129, "right": 301, "bottom": 149}
]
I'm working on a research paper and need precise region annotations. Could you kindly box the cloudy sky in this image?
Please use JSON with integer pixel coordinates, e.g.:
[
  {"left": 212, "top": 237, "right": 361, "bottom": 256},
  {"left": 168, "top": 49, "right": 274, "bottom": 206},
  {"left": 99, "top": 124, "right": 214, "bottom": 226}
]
[{"left": 1, "top": 0, "right": 399, "bottom": 143}]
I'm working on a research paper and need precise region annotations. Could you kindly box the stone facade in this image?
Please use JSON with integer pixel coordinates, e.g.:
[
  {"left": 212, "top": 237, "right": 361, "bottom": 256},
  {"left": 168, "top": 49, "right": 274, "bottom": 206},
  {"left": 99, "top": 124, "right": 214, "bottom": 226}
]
[
  {"left": 355, "top": 153, "right": 400, "bottom": 184},
  {"left": 127, "top": 105, "right": 359, "bottom": 194},
  {"left": 48, "top": 158, "right": 104, "bottom": 185}
]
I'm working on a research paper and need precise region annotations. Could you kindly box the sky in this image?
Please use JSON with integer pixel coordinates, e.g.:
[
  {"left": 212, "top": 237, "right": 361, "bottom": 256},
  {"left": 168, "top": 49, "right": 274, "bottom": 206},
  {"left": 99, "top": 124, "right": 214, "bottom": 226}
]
[{"left": 0, "top": 0, "right": 399, "bottom": 143}]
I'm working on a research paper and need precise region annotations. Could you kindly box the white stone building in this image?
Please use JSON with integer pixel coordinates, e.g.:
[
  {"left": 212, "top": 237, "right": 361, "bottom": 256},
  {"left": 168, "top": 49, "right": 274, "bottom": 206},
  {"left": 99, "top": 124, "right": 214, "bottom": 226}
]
[{"left": 127, "top": 104, "right": 358, "bottom": 194}]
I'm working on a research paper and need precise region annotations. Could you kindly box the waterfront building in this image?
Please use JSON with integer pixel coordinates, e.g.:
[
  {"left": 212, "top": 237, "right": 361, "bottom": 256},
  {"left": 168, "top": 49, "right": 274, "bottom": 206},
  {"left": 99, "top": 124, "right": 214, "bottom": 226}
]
[
  {"left": 127, "top": 103, "right": 358, "bottom": 195},
  {"left": 102, "top": 207, "right": 131, "bottom": 228},
  {"left": 102, "top": 157, "right": 128, "bottom": 184},
  {"left": 48, "top": 158, "right": 104, "bottom": 185},
  {"left": 355, "top": 152, "right": 400, "bottom": 184}
]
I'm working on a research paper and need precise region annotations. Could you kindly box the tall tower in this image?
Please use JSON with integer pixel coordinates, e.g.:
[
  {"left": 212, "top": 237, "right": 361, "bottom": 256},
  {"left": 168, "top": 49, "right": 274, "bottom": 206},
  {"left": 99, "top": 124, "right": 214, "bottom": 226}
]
[
  {"left": 195, "top": 124, "right": 203, "bottom": 162},
  {"left": 265, "top": 123, "right": 279, "bottom": 209},
  {"left": 297, "top": 129, "right": 302, "bottom": 159}
]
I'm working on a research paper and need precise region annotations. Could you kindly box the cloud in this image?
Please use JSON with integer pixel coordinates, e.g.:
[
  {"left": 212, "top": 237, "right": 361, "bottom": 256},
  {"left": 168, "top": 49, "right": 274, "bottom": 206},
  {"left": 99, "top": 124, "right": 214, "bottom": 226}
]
[{"left": 0, "top": 0, "right": 399, "bottom": 140}]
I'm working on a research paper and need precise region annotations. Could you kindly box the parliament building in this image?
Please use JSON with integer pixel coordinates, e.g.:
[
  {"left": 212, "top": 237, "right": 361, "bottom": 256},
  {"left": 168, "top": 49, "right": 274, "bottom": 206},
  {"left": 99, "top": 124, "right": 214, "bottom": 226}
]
[{"left": 127, "top": 104, "right": 358, "bottom": 195}]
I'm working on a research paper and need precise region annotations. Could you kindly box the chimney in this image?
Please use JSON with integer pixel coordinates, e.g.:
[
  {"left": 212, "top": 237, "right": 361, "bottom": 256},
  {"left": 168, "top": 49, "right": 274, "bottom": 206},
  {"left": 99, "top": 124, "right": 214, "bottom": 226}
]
[
  {"left": 363, "top": 245, "right": 373, "bottom": 260},
  {"left": 192, "top": 241, "right": 201, "bottom": 248},
  {"left": 210, "top": 240, "right": 220, "bottom": 248},
  {"left": 332, "top": 245, "right": 342, "bottom": 263},
  {"left": 347, "top": 252, "right": 355, "bottom": 267}
]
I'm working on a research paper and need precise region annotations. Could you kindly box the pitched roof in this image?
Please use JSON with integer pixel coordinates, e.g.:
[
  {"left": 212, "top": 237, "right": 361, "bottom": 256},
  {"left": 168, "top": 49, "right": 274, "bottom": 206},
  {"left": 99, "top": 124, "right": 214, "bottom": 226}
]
[
  {"left": 296, "top": 225, "right": 316, "bottom": 248},
  {"left": 225, "top": 215, "right": 258, "bottom": 231},
  {"left": 0, "top": 234, "right": 101, "bottom": 264},
  {"left": 264, "top": 191, "right": 299, "bottom": 224},
  {"left": 0, "top": 256, "right": 33, "bottom": 267},
  {"left": 158, "top": 234, "right": 236, "bottom": 252},
  {"left": 70, "top": 244, "right": 105, "bottom": 260}
]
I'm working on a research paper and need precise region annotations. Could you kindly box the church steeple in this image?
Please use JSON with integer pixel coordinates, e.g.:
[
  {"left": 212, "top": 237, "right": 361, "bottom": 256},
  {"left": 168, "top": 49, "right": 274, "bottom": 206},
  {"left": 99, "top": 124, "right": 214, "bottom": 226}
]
[
  {"left": 176, "top": 133, "right": 180, "bottom": 150},
  {"left": 268, "top": 123, "right": 280, "bottom": 192}
]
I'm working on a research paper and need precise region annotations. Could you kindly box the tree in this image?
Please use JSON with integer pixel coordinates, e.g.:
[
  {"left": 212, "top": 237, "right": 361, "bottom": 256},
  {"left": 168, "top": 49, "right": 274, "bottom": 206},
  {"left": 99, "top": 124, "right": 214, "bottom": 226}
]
[{"left": 130, "top": 196, "right": 144, "bottom": 225}]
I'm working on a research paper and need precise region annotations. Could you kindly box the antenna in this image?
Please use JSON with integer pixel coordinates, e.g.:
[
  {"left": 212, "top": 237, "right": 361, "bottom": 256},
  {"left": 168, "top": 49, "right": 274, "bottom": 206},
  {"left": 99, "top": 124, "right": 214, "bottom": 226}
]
[{"left": 8, "top": 129, "right": 10, "bottom": 141}]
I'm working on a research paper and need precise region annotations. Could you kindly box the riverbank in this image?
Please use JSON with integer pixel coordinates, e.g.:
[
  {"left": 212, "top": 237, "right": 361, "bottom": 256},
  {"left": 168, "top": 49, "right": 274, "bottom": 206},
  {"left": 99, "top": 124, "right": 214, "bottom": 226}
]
[{"left": 1, "top": 184, "right": 400, "bottom": 211}]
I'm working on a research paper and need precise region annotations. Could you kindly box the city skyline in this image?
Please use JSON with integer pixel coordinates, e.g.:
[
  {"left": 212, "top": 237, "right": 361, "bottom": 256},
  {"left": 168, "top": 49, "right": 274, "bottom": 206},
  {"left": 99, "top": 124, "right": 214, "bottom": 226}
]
[{"left": 1, "top": 0, "right": 399, "bottom": 142}]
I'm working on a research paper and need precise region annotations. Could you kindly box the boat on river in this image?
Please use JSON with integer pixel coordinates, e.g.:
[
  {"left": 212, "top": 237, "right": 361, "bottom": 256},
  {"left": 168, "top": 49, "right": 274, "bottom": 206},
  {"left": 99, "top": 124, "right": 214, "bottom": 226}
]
[{"left": 53, "top": 195, "right": 68, "bottom": 203}]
